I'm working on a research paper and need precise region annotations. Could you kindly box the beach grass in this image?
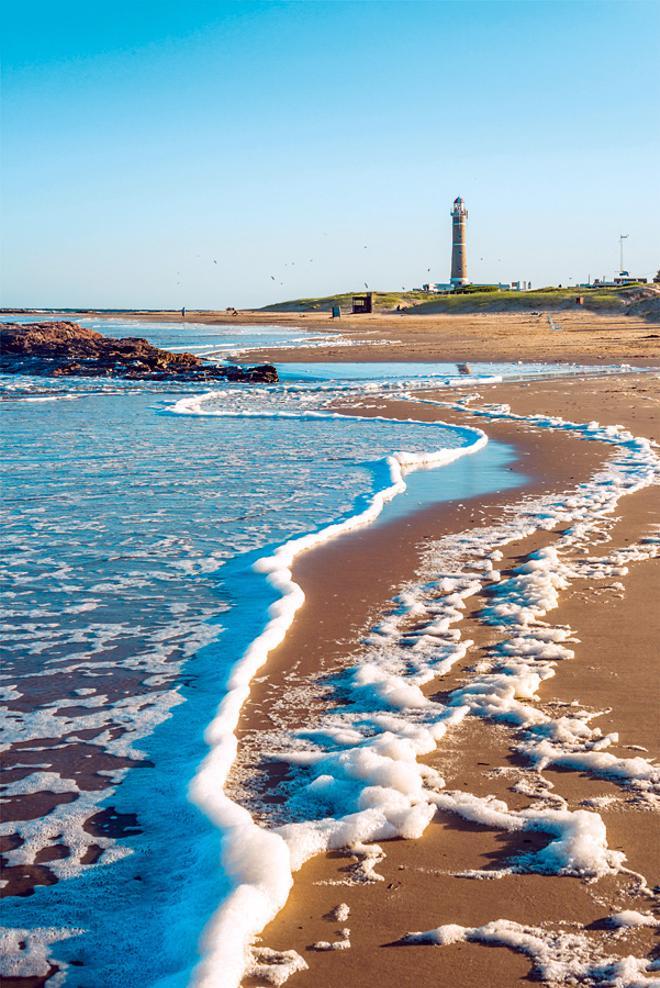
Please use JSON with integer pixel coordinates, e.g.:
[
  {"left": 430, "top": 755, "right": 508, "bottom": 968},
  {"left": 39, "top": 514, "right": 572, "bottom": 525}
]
[{"left": 260, "top": 284, "right": 652, "bottom": 315}]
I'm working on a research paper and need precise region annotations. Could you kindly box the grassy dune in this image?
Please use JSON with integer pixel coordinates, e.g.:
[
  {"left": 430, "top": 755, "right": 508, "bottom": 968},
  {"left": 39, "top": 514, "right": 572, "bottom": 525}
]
[
  {"left": 260, "top": 290, "right": 435, "bottom": 312},
  {"left": 261, "top": 284, "right": 659, "bottom": 319}
]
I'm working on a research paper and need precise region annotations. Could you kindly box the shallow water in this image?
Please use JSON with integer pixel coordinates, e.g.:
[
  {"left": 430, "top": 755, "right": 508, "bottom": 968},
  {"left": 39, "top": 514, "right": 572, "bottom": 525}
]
[
  {"left": 2, "top": 312, "right": 333, "bottom": 356},
  {"left": 279, "top": 359, "right": 586, "bottom": 381}
]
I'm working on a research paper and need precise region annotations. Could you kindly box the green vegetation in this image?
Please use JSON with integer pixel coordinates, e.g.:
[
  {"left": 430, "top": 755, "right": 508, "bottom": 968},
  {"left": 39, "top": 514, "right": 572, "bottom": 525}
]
[
  {"left": 260, "top": 283, "right": 655, "bottom": 316},
  {"left": 409, "top": 286, "right": 631, "bottom": 314},
  {"left": 452, "top": 283, "right": 501, "bottom": 294},
  {"left": 261, "top": 290, "right": 439, "bottom": 313}
]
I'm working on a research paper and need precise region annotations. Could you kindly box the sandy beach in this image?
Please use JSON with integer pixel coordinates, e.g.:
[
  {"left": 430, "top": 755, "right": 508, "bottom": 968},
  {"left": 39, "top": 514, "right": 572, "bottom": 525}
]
[
  {"left": 2, "top": 314, "right": 658, "bottom": 987},
  {"left": 70, "top": 306, "right": 660, "bottom": 367},
  {"left": 231, "top": 371, "right": 659, "bottom": 987}
]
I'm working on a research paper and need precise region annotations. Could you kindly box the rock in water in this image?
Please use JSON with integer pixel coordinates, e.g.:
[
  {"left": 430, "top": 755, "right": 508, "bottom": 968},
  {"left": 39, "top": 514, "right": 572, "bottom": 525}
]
[{"left": 0, "top": 321, "right": 278, "bottom": 383}]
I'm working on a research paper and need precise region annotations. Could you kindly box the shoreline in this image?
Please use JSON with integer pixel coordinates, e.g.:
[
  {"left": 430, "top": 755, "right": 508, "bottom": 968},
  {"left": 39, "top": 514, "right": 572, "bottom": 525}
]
[
  {"left": 4, "top": 308, "right": 659, "bottom": 367},
  {"left": 234, "top": 399, "right": 609, "bottom": 752},
  {"left": 179, "top": 375, "right": 612, "bottom": 986},
  {"left": 227, "top": 372, "right": 659, "bottom": 987},
  {"left": 175, "top": 396, "right": 491, "bottom": 987},
  {"left": 2, "top": 356, "right": 657, "bottom": 987}
]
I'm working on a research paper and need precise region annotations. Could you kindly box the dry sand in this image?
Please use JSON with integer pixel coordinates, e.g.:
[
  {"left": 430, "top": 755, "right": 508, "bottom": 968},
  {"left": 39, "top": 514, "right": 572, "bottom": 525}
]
[
  {"left": 236, "top": 309, "right": 660, "bottom": 367},
  {"left": 232, "top": 373, "right": 659, "bottom": 987}
]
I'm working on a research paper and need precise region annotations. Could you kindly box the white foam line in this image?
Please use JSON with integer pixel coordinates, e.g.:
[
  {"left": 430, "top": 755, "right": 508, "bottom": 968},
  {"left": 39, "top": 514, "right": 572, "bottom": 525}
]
[
  {"left": 3, "top": 393, "right": 83, "bottom": 403},
  {"left": 175, "top": 393, "right": 487, "bottom": 987},
  {"left": 2, "top": 388, "right": 136, "bottom": 404},
  {"left": 172, "top": 379, "right": 658, "bottom": 986},
  {"left": 399, "top": 919, "right": 660, "bottom": 985},
  {"left": 170, "top": 390, "right": 489, "bottom": 465}
]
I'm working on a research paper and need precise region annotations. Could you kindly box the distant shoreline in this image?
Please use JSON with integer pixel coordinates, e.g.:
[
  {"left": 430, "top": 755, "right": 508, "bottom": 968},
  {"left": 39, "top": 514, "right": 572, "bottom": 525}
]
[
  {"left": 4, "top": 282, "right": 659, "bottom": 322},
  {"left": 3, "top": 306, "right": 659, "bottom": 367}
]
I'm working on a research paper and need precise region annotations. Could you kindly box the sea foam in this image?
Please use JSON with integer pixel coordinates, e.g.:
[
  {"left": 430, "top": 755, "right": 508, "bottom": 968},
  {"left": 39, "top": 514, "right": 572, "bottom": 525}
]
[
  {"left": 193, "top": 389, "right": 659, "bottom": 987},
  {"left": 172, "top": 389, "right": 488, "bottom": 986},
  {"left": 3, "top": 367, "right": 657, "bottom": 986}
]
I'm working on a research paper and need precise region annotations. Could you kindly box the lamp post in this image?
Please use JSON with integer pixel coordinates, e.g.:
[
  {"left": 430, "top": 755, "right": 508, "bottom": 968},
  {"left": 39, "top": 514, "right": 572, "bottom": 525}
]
[{"left": 619, "top": 234, "right": 629, "bottom": 275}]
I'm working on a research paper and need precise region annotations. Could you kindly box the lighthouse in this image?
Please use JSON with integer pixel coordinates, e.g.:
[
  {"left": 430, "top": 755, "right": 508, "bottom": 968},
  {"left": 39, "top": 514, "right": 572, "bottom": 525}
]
[{"left": 450, "top": 196, "right": 468, "bottom": 287}]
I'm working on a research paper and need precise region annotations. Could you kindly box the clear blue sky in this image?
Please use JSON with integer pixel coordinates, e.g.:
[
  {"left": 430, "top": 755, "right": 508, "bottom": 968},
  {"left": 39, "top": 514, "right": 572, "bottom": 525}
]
[{"left": 2, "top": 0, "right": 659, "bottom": 309}]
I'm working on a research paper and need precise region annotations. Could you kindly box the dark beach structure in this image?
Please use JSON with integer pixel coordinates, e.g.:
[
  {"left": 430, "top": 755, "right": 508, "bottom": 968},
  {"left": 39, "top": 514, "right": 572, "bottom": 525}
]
[{"left": 352, "top": 292, "right": 373, "bottom": 314}]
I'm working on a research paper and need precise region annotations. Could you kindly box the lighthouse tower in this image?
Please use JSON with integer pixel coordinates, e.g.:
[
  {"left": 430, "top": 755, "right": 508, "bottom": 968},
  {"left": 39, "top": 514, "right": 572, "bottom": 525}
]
[{"left": 450, "top": 196, "right": 468, "bottom": 287}]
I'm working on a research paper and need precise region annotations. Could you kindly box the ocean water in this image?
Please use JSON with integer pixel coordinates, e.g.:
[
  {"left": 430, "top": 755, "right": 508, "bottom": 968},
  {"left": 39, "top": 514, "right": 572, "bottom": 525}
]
[
  {"left": 2, "top": 313, "right": 345, "bottom": 361},
  {"left": 0, "top": 317, "right": 648, "bottom": 985}
]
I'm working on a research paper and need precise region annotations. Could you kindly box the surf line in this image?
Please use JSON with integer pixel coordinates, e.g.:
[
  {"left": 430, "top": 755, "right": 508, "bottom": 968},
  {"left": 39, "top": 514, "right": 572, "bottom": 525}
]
[
  {"left": 168, "top": 389, "right": 488, "bottom": 987},
  {"left": 174, "top": 384, "right": 659, "bottom": 987}
]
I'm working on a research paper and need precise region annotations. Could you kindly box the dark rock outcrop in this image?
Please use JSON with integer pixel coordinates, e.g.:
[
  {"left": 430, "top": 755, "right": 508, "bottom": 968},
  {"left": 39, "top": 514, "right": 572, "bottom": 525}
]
[{"left": 0, "top": 322, "right": 278, "bottom": 383}]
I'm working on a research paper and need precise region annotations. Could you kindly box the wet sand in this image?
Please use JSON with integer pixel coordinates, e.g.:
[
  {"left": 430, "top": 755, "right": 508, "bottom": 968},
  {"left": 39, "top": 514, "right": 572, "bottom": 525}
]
[{"left": 233, "top": 373, "right": 659, "bottom": 987}]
